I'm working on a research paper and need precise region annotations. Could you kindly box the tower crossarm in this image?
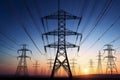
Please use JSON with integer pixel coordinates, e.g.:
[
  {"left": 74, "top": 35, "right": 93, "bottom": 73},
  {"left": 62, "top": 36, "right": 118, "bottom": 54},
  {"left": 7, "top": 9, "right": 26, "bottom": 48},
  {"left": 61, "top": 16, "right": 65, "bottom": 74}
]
[
  {"left": 17, "top": 55, "right": 31, "bottom": 60},
  {"left": 44, "top": 41, "right": 79, "bottom": 53},
  {"left": 45, "top": 41, "right": 79, "bottom": 48},
  {"left": 42, "top": 29, "right": 82, "bottom": 36},
  {"left": 41, "top": 9, "right": 82, "bottom": 20},
  {"left": 104, "top": 56, "right": 117, "bottom": 61},
  {"left": 17, "top": 49, "right": 32, "bottom": 54},
  {"left": 104, "top": 49, "right": 115, "bottom": 51}
]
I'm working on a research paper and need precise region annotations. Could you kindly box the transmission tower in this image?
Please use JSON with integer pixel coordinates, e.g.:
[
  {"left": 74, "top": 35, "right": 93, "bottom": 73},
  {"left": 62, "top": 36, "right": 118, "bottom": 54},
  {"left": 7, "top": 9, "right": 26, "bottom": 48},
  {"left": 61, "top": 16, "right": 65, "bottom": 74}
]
[
  {"left": 47, "top": 57, "right": 54, "bottom": 75},
  {"left": 70, "top": 58, "right": 77, "bottom": 75},
  {"left": 42, "top": 1, "right": 82, "bottom": 77},
  {"left": 15, "top": 44, "right": 32, "bottom": 76},
  {"left": 89, "top": 59, "right": 94, "bottom": 74},
  {"left": 78, "top": 65, "right": 81, "bottom": 75},
  {"left": 103, "top": 44, "right": 118, "bottom": 74},
  {"left": 33, "top": 61, "right": 40, "bottom": 75},
  {"left": 97, "top": 51, "right": 102, "bottom": 74}
]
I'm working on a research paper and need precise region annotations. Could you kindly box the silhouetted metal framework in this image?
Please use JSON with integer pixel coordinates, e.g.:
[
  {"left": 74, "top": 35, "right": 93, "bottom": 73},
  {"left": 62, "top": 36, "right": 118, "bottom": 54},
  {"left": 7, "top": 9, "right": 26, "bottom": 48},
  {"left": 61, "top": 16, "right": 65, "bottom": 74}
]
[
  {"left": 103, "top": 44, "right": 118, "bottom": 74},
  {"left": 33, "top": 61, "right": 40, "bottom": 75},
  {"left": 47, "top": 58, "right": 54, "bottom": 73},
  {"left": 97, "top": 51, "right": 102, "bottom": 74},
  {"left": 15, "top": 44, "right": 32, "bottom": 76},
  {"left": 70, "top": 58, "right": 77, "bottom": 75},
  {"left": 42, "top": 10, "right": 82, "bottom": 77},
  {"left": 89, "top": 59, "right": 94, "bottom": 74}
]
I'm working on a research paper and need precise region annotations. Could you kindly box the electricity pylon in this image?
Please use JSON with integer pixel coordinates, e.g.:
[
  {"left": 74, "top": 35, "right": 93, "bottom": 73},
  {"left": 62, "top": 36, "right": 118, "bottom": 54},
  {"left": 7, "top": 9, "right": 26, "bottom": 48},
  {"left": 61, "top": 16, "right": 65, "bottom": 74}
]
[
  {"left": 42, "top": 5, "right": 82, "bottom": 78},
  {"left": 47, "top": 57, "right": 54, "bottom": 75},
  {"left": 78, "top": 65, "right": 81, "bottom": 75},
  {"left": 97, "top": 51, "right": 102, "bottom": 74},
  {"left": 103, "top": 44, "right": 118, "bottom": 74},
  {"left": 89, "top": 59, "right": 94, "bottom": 74},
  {"left": 15, "top": 44, "right": 32, "bottom": 76},
  {"left": 70, "top": 58, "right": 77, "bottom": 75},
  {"left": 33, "top": 61, "right": 40, "bottom": 75}
]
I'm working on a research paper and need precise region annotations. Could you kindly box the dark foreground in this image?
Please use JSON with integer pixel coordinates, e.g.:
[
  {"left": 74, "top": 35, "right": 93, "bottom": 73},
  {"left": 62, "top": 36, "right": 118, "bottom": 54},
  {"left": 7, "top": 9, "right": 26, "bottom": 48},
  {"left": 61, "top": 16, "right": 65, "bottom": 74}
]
[{"left": 0, "top": 74, "right": 120, "bottom": 80}]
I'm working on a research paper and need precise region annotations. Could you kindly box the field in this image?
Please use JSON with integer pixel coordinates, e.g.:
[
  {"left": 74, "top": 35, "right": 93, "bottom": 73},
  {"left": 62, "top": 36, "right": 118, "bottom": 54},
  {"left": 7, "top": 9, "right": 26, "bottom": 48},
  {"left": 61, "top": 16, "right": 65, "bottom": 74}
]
[{"left": 0, "top": 74, "right": 120, "bottom": 80}]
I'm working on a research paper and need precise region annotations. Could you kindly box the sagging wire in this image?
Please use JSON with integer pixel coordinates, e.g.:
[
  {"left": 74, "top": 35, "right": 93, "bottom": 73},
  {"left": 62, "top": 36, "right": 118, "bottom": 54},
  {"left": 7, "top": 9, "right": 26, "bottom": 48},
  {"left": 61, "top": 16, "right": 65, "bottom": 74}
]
[
  {"left": 109, "top": 35, "right": 120, "bottom": 44},
  {"left": 81, "top": 0, "right": 98, "bottom": 34},
  {"left": 41, "top": 17, "right": 51, "bottom": 56},
  {"left": 0, "top": 39, "right": 17, "bottom": 51},
  {"left": 0, "top": 50, "right": 16, "bottom": 57},
  {"left": 22, "top": 25, "right": 45, "bottom": 55},
  {"left": 33, "top": 0, "right": 49, "bottom": 55},
  {"left": 0, "top": 43, "right": 16, "bottom": 52},
  {"left": 81, "top": 0, "right": 113, "bottom": 45},
  {"left": 88, "top": 16, "right": 120, "bottom": 50},
  {"left": 0, "top": 31, "right": 19, "bottom": 46}
]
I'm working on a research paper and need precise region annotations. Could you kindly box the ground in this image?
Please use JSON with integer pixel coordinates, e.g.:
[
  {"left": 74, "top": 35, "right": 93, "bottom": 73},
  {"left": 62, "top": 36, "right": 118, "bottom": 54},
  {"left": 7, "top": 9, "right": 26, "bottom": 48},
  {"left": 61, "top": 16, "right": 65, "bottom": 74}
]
[{"left": 0, "top": 74, "right": 120, "bottom": 80}]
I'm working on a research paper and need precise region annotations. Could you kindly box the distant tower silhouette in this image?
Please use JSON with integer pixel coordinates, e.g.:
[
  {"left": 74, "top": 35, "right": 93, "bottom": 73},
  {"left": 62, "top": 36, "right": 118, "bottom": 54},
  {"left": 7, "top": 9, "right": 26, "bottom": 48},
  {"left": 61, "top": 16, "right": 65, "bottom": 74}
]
[
  {"left": 47, "top": 57, "right": 54, "bottom": 75},
  {"left": 33, "top": 61, "right": 40, "bottom": 75},
  {"left": 97, "top": 51, "right": 102, "bottom": 74},
  {"left": 78, "top": 65, "right": 81, "bottom": 75},
  {"left": 70, "top": 58, "right": 77, "bottom": 75},
  {"left": 15, "top": 44, "right": 32, "bottom": 76},
  {"left": 103, "top": 44, "right": 118, "bottom": 74},
  {"left": 89, "top": 59, "right": 94, "bottom": 74}
]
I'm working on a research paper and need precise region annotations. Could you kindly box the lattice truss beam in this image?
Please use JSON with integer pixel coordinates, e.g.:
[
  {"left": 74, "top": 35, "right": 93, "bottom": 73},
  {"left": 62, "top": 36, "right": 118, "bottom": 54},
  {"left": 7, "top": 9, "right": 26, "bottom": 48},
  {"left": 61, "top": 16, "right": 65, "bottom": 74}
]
[{"left": 42, "top": 9, "right": 82, "bottom": 77}]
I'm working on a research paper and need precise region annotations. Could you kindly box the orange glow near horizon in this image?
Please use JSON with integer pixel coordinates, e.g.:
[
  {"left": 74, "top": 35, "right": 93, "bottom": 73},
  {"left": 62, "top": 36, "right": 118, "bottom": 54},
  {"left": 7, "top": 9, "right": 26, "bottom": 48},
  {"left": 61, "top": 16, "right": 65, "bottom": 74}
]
[
  {"left": 83, "top": 68, "right": 89, "bottom": 75},
  {"left": 0, "top": 51, "right": 120, "bottom": 76}
]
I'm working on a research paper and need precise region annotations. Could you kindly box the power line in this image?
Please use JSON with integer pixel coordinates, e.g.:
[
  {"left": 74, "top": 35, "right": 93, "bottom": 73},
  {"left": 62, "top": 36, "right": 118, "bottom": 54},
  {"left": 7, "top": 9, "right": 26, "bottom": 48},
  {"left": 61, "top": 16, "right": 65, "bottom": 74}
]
[
  {"left": 74, "top": 0, "right": 87, "bottom": 44},
  {"left": 15, "top": 0, "right": 47, "bottom": 56},
  {"left": 81, "top": 0, "right": 98, "bottom": 33},
  {"left": 0, "top": 39, "right": 17, "bottom": 50},
  {"left": 78, "top": 0, "right": 87, "bottom": 17},
  {"left": 43, "top": 19, "right": 51, "bottom": 55},
  {"left": 0, "top": 31, "right": 19, "bottom": 46},
  {"left": 79, "top": 0, "right": 113, "bottom": 57},
  {"left": 33, "top": 0, "right": 46, "bottom": 33},
  {"left": 75, "top": 0, "right": 89, "bottom": 33},
  {"left": 23, "top": 0, "right": 43, "bottom": 36},
  {"left": 0, "top": 42, "right": 16, "bottom": 52},
  {"left": 22, "top": 25, "right": 44, "bottom": 55},
  {"left": 0, "top": 50, "right": 16, "bottom": 57},
  {"left": 109, "top": 35, "right": 120, "bottom": 44},
  {"left": 34, "top": 0, "right": 50, "bottom": 54},
  {"left": 81, "top": 0, "right": 112, "bottom": 45},
  {"left": 88, "top": 15, "right": 120, "bottom": 49}
]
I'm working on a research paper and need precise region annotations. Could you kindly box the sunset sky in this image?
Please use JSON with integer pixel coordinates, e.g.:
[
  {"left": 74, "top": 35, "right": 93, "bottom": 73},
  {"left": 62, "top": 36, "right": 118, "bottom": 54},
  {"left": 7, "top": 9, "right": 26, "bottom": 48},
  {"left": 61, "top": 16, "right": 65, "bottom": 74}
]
[{"left": 0, "top": 0, "right": 120, "bottom": 76}]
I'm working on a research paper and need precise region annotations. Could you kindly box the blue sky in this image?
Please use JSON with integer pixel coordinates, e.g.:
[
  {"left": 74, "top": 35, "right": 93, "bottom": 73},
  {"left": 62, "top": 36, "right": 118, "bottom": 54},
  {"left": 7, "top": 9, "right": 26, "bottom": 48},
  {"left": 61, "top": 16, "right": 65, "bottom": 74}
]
[{"left": 0, "top": 0, "right": 120, "bottom": 75}]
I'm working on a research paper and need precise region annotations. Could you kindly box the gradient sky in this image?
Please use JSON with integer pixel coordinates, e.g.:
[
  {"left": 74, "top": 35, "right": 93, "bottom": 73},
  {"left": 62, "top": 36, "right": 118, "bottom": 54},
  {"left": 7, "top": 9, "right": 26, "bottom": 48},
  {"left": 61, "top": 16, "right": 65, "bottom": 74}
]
[{"left": 0, "top": 0, "right": 120, "bottom": 76}]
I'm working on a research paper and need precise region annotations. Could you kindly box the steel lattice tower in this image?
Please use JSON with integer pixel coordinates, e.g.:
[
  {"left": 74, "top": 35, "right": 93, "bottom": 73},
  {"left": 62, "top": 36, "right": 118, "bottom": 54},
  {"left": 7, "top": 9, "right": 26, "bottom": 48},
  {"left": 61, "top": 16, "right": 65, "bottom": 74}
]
[
  {"left": 15, "top": 44, "right": 32, "bottom": 76},
  {"left": 103, "top": 44, "right": 118, "bottom": 74},
  {"left": 33, "top": 61, "right": 40, "bottom": 75},
  {"left": 89, "top": 59, "right": 94, "bottom": 74},
  {"left": 70, "top": 58, "right": 77, "bottom": 75},
  {"left": 78, "top": 65, "right": 81, "bottom": 75},
  {"left": 97, "top": 51, "right": 102, "bottom": 74},
  {"left": 42, "top": 4, "right": 82, "bottom": 78},
  {"left": 47, "top": 58, "right": 54, "bottom": 71}
]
